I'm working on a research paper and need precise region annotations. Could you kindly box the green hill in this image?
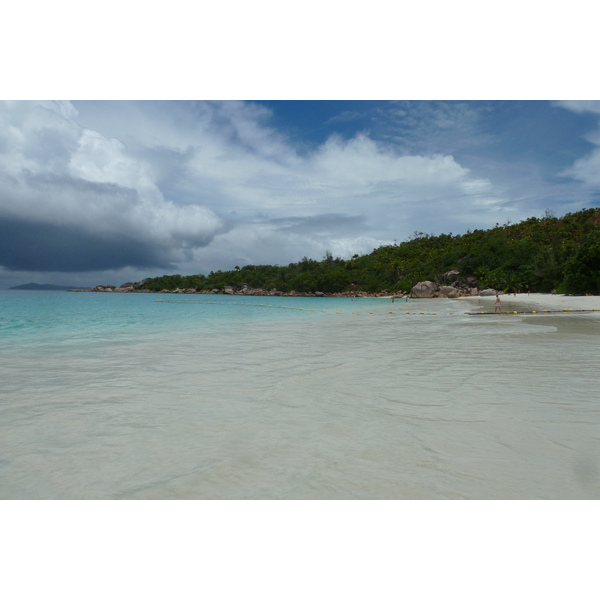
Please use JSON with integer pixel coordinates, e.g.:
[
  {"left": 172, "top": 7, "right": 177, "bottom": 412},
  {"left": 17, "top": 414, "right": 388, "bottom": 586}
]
[{"left": 138, "top": 207, "right": 600, "bottom": 295}]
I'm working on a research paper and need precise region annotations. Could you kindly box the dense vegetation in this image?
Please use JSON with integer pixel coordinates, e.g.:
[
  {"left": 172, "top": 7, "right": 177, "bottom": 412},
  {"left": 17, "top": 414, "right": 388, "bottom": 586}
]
[{"left": 140, "top": 208, "right": 600, "bottom": 295}]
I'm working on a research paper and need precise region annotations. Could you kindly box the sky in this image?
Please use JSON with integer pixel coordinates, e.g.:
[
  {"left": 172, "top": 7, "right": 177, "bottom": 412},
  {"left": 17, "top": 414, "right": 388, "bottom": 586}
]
[{"left": 2, "top": 99, "right": 600, "bottom": 289}]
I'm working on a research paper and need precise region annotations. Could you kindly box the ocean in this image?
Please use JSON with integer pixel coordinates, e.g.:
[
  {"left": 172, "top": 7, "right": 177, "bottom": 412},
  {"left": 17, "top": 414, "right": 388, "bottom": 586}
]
[{"left": 1, "top": 289, "right": 599, "bottom": 499}]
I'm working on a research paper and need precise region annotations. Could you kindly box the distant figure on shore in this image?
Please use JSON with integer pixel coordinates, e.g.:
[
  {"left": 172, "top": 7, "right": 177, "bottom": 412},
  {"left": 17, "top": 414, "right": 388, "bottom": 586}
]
[{"left": 495, "top": 294, "right": 502, "bottom": 313}]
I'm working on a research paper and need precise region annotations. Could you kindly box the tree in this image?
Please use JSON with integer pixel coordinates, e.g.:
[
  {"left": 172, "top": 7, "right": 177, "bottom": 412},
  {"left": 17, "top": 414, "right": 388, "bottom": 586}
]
[{"left": 563, "top": 229, "right": 600, "bottom": 294}]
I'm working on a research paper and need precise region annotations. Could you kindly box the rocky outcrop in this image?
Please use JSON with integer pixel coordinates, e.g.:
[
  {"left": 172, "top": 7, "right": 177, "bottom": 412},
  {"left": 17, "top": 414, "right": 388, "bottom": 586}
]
[
  {"left": 410, "top": 274, "right": 487, "bottom": 298},
  {"left": 438, "top": 285, "right": 461, "bottom": 298},
  {"left": 411, "top": 281, "right": 438, "bottom": 298}
]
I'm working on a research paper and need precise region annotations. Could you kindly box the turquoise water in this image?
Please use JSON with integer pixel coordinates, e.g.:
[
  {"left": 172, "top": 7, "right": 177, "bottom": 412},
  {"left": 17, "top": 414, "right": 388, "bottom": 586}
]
[
  {"left": 0, "top": 290, "right": 388, "bottom": 349},
  {"left": 2, "top": 290, "right": 600, "bottom": 499}
]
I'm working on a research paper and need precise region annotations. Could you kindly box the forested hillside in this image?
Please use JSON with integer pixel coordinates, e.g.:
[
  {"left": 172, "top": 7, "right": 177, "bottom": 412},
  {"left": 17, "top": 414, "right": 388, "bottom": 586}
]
[{"left": 139, "top": 208, "right": 600, "bottom": 295}]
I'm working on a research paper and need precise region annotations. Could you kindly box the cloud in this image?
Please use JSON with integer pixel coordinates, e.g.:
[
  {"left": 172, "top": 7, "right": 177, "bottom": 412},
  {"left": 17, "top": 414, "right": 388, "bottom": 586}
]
[
  {"left": 270, "top": 213, "right": 367, "bottom": 236},
  {"left": 0, "top": 101, "right": 227, "bottom": 272},
  {"left": 561, "top": 148, "right": 600, "bottom": 187},
  {"left": 554, "top": 101, "right": 600, "bottom": 115},
  {"left": 0, "top": 217, "right": 176, "bottom": 272},
  {"left": 324, "top": 110, "right": 363, "bottom": 124},
  {"left": 556, "top": 101, "right": 600, "bottom": 188},
  {"left": 186, "top": 218, "right": 386, "bottom": 276},
  {"left": 371, "top": 101, "right": 494, "bottom": 155},
  {"left": 305, "top": 133, "right": 504, "bottom": 224},
  {"left": 106, "top": 102, "right": 508, "bottom": 232}
]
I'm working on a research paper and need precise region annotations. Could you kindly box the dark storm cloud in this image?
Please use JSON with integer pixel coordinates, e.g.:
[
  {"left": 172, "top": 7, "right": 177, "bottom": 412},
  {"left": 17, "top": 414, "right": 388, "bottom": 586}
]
[
  {"left": 20, "top": 169, "right": 139, "bottom": 213},
  {"left": 0, "top": 217, "right": 176, "bottom": 272},
  {"left": 0, "top": 101, "right": 228, "bottom": 279}
]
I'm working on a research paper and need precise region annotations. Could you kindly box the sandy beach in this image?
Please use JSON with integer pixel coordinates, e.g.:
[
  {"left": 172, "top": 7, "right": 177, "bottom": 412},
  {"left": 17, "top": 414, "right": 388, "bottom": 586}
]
[{"left": 458, "top": 292, "right": 600, "bottom": 313}]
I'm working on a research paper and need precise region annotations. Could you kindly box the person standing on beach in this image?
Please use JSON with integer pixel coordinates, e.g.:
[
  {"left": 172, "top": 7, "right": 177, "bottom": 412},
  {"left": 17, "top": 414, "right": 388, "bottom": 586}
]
[{"left": 495, "top": 294, "right": 502, "bottom": 313}]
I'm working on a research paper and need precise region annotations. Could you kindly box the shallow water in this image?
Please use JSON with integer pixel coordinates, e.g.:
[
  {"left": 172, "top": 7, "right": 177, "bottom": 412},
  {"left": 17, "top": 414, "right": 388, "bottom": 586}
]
[{"left": 1, "top": 291, "right": 599, "bottom": 499}]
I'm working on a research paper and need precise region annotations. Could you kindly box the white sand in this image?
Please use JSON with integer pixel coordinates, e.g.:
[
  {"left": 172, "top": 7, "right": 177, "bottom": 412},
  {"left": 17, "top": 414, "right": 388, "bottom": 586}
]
[{"left": 456, "top": 292, "right": 600, "bottom": 313}]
